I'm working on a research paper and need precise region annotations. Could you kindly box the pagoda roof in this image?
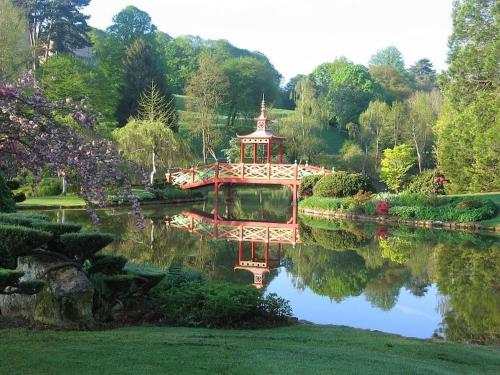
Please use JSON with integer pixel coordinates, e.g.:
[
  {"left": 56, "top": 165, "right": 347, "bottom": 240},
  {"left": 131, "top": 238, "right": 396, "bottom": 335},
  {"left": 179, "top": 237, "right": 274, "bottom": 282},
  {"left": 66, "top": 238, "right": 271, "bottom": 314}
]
[
  {"left": 236, "top": 129, "right": 286, "bottom": 140},
  {"left": 236, "top": 96, "right": 286, "bottom": 142}
]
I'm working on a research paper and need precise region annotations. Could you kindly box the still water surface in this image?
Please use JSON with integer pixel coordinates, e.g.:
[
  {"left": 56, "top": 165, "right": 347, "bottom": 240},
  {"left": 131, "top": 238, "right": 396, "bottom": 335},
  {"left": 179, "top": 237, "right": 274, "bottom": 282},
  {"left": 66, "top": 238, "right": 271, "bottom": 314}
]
[{"left": 32, "top": 187, "right": 499, "bottom": 342}]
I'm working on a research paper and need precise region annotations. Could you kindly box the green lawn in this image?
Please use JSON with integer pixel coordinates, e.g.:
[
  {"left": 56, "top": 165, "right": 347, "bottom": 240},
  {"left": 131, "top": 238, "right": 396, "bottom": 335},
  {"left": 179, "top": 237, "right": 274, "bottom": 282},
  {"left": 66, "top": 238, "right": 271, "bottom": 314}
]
[
  {"left": 1, "top": 325, "right": 498, "bottom": 374},
  {"left": 448, "top": 192, "right": 500, "bottom": 227},
  {"left": 16, "top": 194, "right": 86, "bottom": 208}
]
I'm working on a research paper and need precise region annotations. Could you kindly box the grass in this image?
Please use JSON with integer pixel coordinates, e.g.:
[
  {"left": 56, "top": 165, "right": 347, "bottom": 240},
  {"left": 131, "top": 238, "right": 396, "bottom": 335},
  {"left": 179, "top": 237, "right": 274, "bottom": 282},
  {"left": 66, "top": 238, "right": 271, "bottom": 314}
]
[
  {"left": 17, "top": 194, "right": 86, "bottom": 208},
  {"left": 1, "top": 325, "right": 499, "bottom": 374}
]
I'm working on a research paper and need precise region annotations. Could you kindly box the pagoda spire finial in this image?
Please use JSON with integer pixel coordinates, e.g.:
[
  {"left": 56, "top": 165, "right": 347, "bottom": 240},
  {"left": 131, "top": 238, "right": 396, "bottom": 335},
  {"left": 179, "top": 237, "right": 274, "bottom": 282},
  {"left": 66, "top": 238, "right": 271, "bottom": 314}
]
[{"left": 261, "top": 93, "right": 266, "bottom": 114}]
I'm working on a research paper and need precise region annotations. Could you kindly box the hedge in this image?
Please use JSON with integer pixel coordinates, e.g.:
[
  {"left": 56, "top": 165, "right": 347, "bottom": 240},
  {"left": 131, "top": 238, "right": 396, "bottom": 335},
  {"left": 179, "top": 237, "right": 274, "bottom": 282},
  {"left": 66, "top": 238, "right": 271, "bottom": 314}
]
[{"left": 0, "top": 213, "right": 81, "bottom": 236}]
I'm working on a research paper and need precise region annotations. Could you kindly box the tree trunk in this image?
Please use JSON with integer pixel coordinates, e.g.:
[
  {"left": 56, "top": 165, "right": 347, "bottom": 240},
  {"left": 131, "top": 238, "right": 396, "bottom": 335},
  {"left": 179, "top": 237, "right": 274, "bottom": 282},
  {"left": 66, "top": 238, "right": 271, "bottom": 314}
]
[
  {"left": 150, "top": 148, "right": 156, "bottom": 185},
  {"left": 202, "top": 128, "right": 208, "bottom": 164}
]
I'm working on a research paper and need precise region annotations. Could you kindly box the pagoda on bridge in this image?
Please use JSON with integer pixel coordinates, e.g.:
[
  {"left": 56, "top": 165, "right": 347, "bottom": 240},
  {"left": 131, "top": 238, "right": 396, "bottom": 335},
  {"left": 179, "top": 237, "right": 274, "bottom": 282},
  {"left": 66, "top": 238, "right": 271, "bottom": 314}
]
[{"left": 236, "top": 97, "right": 286, "bottom": 164}]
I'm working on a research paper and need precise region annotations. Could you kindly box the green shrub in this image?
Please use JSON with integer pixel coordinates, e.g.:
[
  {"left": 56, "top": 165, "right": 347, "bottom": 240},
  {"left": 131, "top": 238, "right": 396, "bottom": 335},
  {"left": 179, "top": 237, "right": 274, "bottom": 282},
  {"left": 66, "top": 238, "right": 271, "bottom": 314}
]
[
  {"left": 313, "top": 172, "right": 373, "bottom": 198},
  {"left": 298, "top": 175, "right": 323, "bottom": 198},
  {"left": 0, "top": 269, "right": 24, "bottom": 288},
  {"left": 389, "top": 192, "right": 448, "bottom": 207},
  {"left": 32, "top": 178, "right": 62, "bottom": 197},
  {"left": 92, "top": 272, "right": 165, "bottom": 301},
  {"left": 151, "top": 279, "right": 292, "bottom": 328},
  {"left": 363, "top": 200, "right": 378, "bottom": 216},
  {"left": 0, "top": 172, "right": 16, "bottom": 213},
  {"left": 12, "top": 192, "right": 26, "bottom": 203},
  {"left": 153, "top": 187, "right": 203, "bottom": 201},
  {"left": 406, "top": 170, "right": 441, "bottom": 194},
  {"left": 59, "top": 232, "right": 115, "bottom": 260},
  {"left": 88, "top": 255, "right": 127, "bottom": 275},
  {"left": 17, "top": 280, "right": 46, "bottom": 294},
  {"left": 455, "top": 198, "right": 482, "bottom": 209},
  {"left": 0, "top": 225, "right": 52, "bottom": 267},
  {"left": 389, "top": 199, "right": 497, "bottom": 223},
  {"left": 5, "top": 179, "right": 20, "bottom": 190}
]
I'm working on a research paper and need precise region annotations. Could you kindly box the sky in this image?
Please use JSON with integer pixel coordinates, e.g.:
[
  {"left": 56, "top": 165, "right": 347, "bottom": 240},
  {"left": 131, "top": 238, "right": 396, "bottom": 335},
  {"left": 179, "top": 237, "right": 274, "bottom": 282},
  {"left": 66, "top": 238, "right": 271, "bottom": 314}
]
[{"left": 85, "top": 0, "right": 454, "bottom": 82}]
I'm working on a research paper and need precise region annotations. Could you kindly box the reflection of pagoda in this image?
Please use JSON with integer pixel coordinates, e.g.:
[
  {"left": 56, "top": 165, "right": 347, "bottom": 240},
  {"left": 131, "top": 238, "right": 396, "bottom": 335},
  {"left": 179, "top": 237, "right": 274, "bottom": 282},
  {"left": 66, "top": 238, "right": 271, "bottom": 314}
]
[
  {"left": 234, "top": 242, "right": 281, "bottom": 289},
  {"left": 167, "top": 193, "right": 298, "bottom": 288}
]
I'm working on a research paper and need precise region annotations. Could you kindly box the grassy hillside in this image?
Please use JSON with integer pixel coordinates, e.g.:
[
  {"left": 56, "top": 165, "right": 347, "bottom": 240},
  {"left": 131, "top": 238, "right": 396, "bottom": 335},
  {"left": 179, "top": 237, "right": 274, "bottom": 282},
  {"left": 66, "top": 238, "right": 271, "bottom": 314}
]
[{"left": 2, "top": 325, "right": 499, "bottom": 374}]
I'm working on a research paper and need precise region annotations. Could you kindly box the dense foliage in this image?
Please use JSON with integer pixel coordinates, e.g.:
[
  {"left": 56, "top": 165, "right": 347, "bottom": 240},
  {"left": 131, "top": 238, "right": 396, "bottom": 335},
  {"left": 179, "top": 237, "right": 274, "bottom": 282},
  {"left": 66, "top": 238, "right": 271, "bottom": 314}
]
[
  {"left": 435, "top": 0, "right": 499, "bottom": 193},
  {"left": 298, "top": 174, "right": 323, "bottom": 198},
  {"left": 313, "top": 172, "right": 373, "bottom": 198},
  {"left": 151, "top": 268, "right": 292, "bottom": 328}
]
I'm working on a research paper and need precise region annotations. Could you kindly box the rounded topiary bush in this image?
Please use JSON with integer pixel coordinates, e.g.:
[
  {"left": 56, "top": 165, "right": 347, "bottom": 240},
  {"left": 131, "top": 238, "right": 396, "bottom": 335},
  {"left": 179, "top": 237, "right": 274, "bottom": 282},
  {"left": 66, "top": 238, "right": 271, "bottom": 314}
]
[
  {"left": 313, "top": 172, "right": 373, "bottom": 198},
  {"left": 298, "top": 174, "right": 323, "bottom": 198},
  {"left": 59, "top": 232, "right": 115, "bottom": 260}
]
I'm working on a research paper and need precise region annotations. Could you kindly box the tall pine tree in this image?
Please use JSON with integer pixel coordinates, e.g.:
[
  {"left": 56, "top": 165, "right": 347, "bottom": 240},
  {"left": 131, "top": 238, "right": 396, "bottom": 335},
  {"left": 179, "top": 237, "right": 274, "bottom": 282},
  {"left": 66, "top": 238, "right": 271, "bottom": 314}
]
[{"left": 116, "top": 38, "right": 175, "bottom": 127}]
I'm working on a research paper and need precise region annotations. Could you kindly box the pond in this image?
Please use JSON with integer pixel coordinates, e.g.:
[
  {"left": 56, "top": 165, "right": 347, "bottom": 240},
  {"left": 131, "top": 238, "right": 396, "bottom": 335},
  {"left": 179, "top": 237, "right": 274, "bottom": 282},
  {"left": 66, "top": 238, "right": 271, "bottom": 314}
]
[{"left": 29, "top": 186, "right": 500, "bottom": 343}]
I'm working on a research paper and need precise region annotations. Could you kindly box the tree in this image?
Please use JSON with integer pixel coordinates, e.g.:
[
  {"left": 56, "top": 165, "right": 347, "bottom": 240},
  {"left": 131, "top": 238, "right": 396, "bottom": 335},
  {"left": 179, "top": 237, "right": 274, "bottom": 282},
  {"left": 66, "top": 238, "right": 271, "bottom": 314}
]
[
  {"left": 279, "top": 76, "right": 325, "bottom": 163},
  {"left": 380, "top": 144, "right": 415, "bottom": 192},
  {"left": 222, "top": 56, "right": 281, "bottom": 126},
  {"left": 114, "top": 119, "right": 177, "bottom": 186},
  {"left": 326, "top": 61, "right": 383, "bottom": 128},
  {"left": 443, "top": 0, "right": 498, "bottom": 107},
  {"left": 14, "top": 0, "right": 91, "bottom": 68},
  {"left": 160, "top": 35, "right": 201, "bottom": 94},
  {"left": 0, "top": 0, "right": 30, "bottom": 83},
  {"left": 368, "top": 46, "right": 405, "bottom": 71},
  {"left": 185, "top": 53, "right": 229, "bottom": 163},
  {"left": 358, "top": 100, "right": 392, "bottom": 171},
  {"left": 280, "top": 74, "right": 305, "bottom": 110},
  {"left": 39, "top": 55, "right": 119, "bottom": 122},
  {"left": 435, "top": 0, "right": 499, "bottom": 193},
  {"left": 117, "top": 38, "right": 175, "bottom": 127},
  {"left": 106, "top": 6, "right": 156, "bottom": 45},
  {"left": 114, "top": 82, "right": 182, "bottom": 184},
  {"left": 0, "top": 76, "right": 143, "bottom": 224},
  {"left": 409, "top": 58, "right": 436, "bottom": 91},
  {"left": 369, "top": 66, "right": 414, "bottom": 102},
  {"left": 405, "top": 90, "right": 441, "bottom": 173}
]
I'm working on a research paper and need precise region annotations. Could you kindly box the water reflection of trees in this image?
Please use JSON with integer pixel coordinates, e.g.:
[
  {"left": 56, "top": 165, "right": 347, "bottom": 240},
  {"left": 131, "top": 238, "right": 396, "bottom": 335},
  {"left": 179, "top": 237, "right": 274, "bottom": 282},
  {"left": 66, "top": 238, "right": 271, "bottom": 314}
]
[
  {"left": 107, "top": 218, "right": 278, "bottom": 285},
  {"left": 289, "top": 219, "right": 499, "bottom": 343}
]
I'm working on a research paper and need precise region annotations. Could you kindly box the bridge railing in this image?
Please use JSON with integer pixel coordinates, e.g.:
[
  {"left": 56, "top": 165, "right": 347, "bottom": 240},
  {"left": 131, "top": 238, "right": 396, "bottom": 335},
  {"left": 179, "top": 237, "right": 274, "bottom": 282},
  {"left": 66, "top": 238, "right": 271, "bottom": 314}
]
[
  {"left": 168, "top": 212, "right": 300, "bottom": 244},
  {"left": 166, "top": 163, "right": 327, "bottom": 187}
]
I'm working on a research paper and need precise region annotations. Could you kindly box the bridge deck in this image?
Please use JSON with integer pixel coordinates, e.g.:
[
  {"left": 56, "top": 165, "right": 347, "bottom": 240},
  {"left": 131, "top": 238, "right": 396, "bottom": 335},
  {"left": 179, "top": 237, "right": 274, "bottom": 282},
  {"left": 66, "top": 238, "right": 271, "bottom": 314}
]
[{"left": 166, "top": 162, "right": 327, "bottom": 190}]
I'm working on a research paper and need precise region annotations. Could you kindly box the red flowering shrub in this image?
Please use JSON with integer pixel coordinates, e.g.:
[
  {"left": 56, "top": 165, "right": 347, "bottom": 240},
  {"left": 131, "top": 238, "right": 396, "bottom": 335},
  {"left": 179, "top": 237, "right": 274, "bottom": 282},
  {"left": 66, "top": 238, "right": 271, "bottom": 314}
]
[
  {"left": 376, "top": 200, "right": 390, "bottom": 215},
  {"left": 375, "top": 227, "right": 388, "bottom": 240}
]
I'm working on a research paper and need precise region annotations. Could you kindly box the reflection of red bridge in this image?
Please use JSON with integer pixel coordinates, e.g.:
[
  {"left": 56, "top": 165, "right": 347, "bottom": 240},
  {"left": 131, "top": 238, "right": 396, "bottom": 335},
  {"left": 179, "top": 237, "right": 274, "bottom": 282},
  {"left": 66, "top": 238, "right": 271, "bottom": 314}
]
[
  {"left": 167, "top": 211, "right": 300, "bottom": 245},
  {"left": 167, "top": 211, "right": 298, "bottom": 288}
]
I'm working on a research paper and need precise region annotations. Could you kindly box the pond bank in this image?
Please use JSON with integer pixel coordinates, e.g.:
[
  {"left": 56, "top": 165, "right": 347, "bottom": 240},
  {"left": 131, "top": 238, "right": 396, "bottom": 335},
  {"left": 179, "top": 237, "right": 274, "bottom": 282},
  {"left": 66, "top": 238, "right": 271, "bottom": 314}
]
[
  {"left": 16, "top": 195, "right": 205, "bottom": 210},
  {"left": 1, "top": 324, "right": 499, "bottom": 374},
  {"left": 299, "top": 207, "right": 500, "bottom": 233}
]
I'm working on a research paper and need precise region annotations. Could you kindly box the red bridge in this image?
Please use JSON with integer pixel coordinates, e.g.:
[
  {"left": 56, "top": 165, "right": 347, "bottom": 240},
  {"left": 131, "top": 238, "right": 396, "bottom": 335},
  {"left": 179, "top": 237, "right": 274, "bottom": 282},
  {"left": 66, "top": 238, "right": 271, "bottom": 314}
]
[{"left": 166, "top": 97, "right": 329, "bottom": 202}]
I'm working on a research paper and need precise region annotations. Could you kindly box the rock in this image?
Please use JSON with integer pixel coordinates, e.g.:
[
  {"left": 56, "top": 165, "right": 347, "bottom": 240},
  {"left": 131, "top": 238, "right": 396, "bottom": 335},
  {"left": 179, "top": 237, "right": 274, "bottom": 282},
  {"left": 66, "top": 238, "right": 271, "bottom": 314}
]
[{"left": 0, "top": 254, "right": 94, "bottom": 329}]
